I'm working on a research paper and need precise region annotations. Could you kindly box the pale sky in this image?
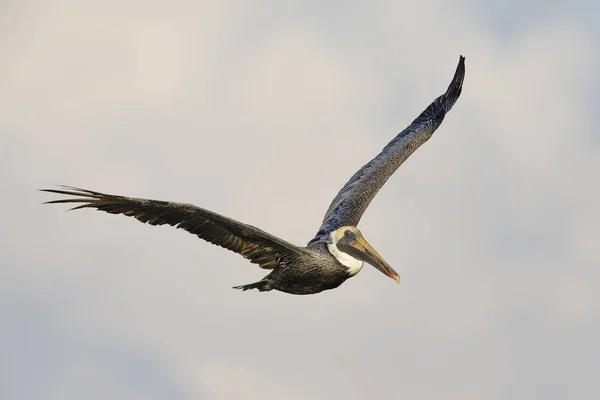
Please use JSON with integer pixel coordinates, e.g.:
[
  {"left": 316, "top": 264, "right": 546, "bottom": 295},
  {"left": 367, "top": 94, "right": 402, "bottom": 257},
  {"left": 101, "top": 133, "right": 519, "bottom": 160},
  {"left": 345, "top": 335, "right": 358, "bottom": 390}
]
[{"left": 1, "top": 1, "right": 599, "bottom": 399}]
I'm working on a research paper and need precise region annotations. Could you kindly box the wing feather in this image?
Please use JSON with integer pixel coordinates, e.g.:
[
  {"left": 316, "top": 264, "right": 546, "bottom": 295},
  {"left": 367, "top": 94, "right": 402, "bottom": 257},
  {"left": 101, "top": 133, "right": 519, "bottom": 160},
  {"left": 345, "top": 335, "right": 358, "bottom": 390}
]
[
  {"left": 41, "top": 186, "right": 304, "bottom": 269},
  {"left": 310, "top": 56, "right": 465, "bottom": 243}
]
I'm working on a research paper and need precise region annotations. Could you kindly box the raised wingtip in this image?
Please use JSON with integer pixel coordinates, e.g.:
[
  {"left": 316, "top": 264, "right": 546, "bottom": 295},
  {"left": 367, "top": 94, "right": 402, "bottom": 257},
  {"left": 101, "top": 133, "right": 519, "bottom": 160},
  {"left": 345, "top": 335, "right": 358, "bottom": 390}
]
[
  {"left": 454, "top": 55, "right": 465, "bottom": 88},
  {"left": 444, "top": 55, "right": 465, "bottom": 98}
]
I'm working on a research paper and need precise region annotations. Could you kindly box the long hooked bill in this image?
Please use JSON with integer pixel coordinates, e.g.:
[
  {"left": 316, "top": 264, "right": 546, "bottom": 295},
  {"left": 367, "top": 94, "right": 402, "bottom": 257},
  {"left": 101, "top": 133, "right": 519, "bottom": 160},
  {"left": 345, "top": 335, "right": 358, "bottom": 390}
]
[{"left": 352, "top": 236, "right": 400, "bottom": 283}]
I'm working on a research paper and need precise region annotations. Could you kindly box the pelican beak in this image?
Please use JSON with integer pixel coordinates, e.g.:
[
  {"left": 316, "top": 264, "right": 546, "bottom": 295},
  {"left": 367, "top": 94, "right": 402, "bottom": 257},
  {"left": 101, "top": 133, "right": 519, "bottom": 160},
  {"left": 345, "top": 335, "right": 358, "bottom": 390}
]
[{"left": 350, "top": 236, "right": 400, "bottom": 283}]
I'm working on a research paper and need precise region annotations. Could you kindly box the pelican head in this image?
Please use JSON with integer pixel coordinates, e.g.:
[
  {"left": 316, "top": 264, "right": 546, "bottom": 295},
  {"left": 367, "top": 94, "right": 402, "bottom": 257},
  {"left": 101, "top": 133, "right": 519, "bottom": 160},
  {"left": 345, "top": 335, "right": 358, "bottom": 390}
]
[{"left": 328, "top": 226, "right": 400, "bottom": 283}]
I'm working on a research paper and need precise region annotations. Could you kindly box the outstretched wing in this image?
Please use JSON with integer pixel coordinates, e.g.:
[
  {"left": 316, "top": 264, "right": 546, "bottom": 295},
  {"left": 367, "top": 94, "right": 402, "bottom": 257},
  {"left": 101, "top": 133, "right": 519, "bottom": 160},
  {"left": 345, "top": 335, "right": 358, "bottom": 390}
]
[
  {"left": 41, "top": 186, "right": 305, "bottom": 269},
  {"left": 310, "top": 56, "right": 465, "bottom": 243}
]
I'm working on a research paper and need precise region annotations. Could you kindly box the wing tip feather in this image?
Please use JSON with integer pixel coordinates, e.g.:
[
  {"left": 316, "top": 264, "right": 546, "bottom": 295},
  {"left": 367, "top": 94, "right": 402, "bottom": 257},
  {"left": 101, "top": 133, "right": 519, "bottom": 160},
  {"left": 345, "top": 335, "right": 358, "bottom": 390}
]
[{"left": 447, "top": 55, "right": 465, "bottom": 95}]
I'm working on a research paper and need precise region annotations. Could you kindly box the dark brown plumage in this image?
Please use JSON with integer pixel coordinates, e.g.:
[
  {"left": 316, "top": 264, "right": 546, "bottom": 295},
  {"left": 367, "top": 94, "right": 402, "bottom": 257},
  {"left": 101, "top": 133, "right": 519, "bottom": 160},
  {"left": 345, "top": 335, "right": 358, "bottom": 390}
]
[
  {"left": 43, "top": 186, "right": 305, "bottom": 270},
  {"left": 41, "top": 55, "right": 465, "bottom": 295}
]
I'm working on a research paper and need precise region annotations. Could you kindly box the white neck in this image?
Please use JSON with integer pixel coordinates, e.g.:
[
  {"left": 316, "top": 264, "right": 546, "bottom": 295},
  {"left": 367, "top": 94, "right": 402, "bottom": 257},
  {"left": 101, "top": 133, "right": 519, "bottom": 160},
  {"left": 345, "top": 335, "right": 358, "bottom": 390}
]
[{"left": 327, "top": 233, "right": 363, "bottom": 277}]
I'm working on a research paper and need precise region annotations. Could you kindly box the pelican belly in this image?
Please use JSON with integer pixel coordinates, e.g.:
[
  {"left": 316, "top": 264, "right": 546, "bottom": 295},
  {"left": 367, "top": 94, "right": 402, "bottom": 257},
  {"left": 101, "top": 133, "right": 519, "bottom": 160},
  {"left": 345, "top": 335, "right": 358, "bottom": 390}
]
[{"left": 263, "top": 263, "right": 351, "bottom": 295}]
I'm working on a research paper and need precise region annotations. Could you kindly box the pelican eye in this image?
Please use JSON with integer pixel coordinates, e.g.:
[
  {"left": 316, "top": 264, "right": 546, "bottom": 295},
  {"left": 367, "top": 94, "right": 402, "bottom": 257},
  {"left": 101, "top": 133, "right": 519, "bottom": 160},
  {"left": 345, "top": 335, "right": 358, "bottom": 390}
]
[{"left": 344, "top": 230, "right": 353, "bottom": 238}]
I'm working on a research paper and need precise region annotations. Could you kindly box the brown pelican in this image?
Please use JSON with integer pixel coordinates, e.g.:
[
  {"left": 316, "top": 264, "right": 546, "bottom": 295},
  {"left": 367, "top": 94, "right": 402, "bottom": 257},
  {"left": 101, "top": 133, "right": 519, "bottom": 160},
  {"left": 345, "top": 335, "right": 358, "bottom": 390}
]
[{"left": 42, "top": 56, "right": 465, "bottom": 295}]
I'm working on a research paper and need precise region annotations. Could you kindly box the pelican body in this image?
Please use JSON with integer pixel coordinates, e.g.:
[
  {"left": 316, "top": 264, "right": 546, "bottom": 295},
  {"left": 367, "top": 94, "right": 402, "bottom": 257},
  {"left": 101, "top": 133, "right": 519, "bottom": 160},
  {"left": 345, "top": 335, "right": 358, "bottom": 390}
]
[{"left": 42, "top": 56, "right": 465, "bottom": 295}]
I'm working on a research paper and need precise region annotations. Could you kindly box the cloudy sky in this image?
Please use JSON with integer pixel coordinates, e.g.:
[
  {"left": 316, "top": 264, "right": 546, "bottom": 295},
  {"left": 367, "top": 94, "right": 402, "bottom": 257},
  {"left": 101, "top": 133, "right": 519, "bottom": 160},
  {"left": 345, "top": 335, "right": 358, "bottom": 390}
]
[{"left": 1, "top": 1, "right": 599, "bottom": 399}]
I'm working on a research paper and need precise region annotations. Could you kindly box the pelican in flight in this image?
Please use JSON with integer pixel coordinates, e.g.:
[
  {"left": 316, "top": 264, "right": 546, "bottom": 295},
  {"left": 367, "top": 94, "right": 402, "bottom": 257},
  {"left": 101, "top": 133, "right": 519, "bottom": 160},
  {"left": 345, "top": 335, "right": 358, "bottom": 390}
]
[{"left": 42, "top": 56, "right": 465, "bottom": 295}]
